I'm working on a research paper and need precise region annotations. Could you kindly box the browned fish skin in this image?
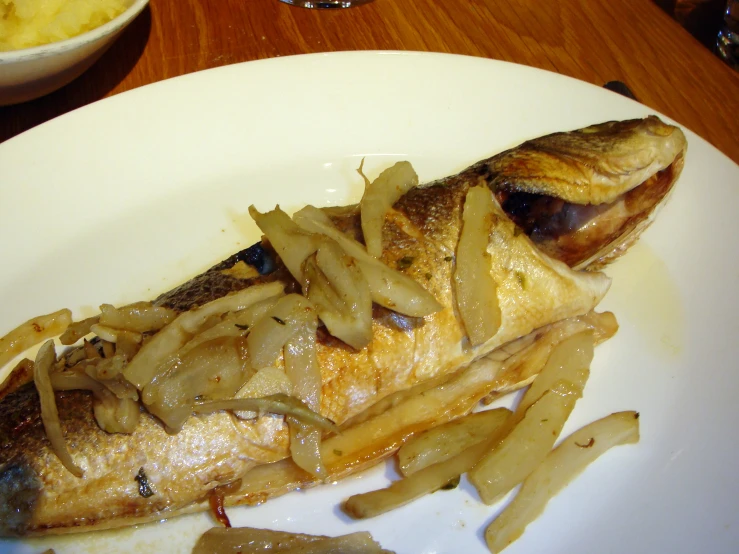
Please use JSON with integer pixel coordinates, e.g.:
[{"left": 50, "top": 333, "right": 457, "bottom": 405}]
[{"left": 0, "top": 116, "right": 684, "bottom": 537}]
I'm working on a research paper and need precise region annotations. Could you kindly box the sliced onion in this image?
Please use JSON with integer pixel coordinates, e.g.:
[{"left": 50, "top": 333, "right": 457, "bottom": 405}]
[
  {"left": 50, "top": 370, "right": 106, "bottom": 394},
  {"left": 112, "top": 329, "right": 143, "bottom": 360},
  {"left": 90, "top": 324, "right": 143, "bottom": 345},
  {"left": 360, "top": 161, "right": 419, "bottom": 258},
  {"left": 179, "top": 295, "right": 281, "bottom": 359},
  {"left": 33, "top": 340, "right": 83, "bottom": 477},
  {"left": 249, "top": 205, "right": 320, "bottom": 283},
  {"left": 193, "top": 394, "right": 338, "bottom": 433},
  {"left": 59, "top": 315, "right": 99, "bottom": 345},
  {"left": 304, "top": 239, "right": 372, "bottom": 350},
  {"left": 99, "top": 302, "right": 177, "bottom": 333},
  {"left": 143, "top": 336, "right": 252, "bottom": 432},
  {"left": 1, "top": 309, "right": 72, "bottom": 370},
  {"left": 246, "top": 294, "right": 315, "bottom": 370},
  {"left": 233, "top": 365, "right": 293, "bottom": 419},
  {"left": 284, "top": 307, "right": 326, "bottom": 478},
  {"left": 454, "top": 185, "right": 501, "bottom": 346},
  {"left": 293, "top": 206, "right": 442, "bottom": 317},
  {"left": 83, "top": 356, "right": 139, "bottom": 400},
  {"left": 123, "top": 282, "right": 284, "bottom": 390},
  {"left": 92, "top": 389, "right": 140, "bottom": 434}
]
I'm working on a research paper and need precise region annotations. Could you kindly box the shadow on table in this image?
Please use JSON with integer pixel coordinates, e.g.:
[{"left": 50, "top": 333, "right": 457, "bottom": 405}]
[{"left": 0, "top": 5, "right": 152, "bottom": 144}]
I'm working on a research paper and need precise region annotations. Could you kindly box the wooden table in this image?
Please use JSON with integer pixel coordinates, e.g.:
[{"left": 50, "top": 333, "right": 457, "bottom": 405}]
[{"left": 2, "top": 0, "right": 738, "bottom": 163}]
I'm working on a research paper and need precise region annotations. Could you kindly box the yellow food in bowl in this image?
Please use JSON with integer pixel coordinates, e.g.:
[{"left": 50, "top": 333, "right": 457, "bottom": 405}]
[{"left": 0, "top": 0, "right": 128, "bottom": 52}]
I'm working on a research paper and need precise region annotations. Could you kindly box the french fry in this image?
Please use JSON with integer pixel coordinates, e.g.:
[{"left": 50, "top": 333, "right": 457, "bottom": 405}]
[
  {"left": 344, "top": 426, "right": 505, "bottom": 519},
  {"left": 398, "top": 408, "right": 511, "bottom": 476},
  {"left": 193, "top": 526, "right": 393, "bottom": 554},
  {"left": 468, "top": 332, "right": 594, "bottom": 505},
  {"left": 468, "top": 382, "right": 584, "bottom": 505},
  {"left": 515, "top": 330, "right": 593, "bottom": 417},
  {"left": 485, "top": 411, "right": 640, "bottom": 553}
]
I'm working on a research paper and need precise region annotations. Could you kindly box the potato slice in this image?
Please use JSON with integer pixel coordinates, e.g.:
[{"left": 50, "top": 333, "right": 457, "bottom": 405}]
[
  {"left": 485, "top": 411, "right": 640, "bottom": 553},
  {"left": 343, "top": 412, "right": 511, "bottom": 519},
  {"left": 468, "top": 382, "right": 585, "bottom": 505},
  {"left": 398, "top": 408, "right": 510, "bottom": 476},
  {"left": 454, "top": 185, "right": 501, "bottom": 346},
  {"left": 192, "top": 526, "right": 392, "bottom": 554},
  {"left": 234, "top": 357, "right": 502, "bottom": 503},
  {"left": 515, "top": 330, "right": 593, "bottom": 417},
  {"left": 468, "top": 329, "right": 593, "bottom": 504}
]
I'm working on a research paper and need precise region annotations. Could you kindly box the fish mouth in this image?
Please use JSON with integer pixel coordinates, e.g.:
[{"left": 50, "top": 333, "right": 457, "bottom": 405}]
[
  {"left": 482, "top": 116, "right": 687, "bottom": 269},
  {"left": 496, "top": 157, "right": 682, "bottom": 269}
]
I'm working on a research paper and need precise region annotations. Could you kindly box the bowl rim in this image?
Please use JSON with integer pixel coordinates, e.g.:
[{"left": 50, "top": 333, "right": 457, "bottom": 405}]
[{"left": 0, "top": 0, "right": 150, "bottom": 63}]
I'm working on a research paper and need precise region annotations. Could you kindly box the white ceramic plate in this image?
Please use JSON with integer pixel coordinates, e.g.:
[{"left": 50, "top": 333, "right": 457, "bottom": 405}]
[{"left": 1, "top": 52, "right": 737, "bottom": 554}]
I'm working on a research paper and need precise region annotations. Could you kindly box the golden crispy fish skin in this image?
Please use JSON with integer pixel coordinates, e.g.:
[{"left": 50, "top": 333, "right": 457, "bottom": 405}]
[{"left": 0, "top": 116, "right": 685, "bottom": 537}]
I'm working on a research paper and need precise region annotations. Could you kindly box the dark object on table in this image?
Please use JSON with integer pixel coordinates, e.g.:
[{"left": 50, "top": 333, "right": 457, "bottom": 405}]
[
  {"left": 603, "top": 81, "right": 638, "bottom": 100},
  {"left": 654, "top": 0, "right": 726, "bottom": 49}
]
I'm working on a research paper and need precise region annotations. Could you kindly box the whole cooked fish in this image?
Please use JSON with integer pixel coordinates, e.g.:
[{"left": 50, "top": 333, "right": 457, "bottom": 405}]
[{"left": 0, "top": 116, "right": 686, "bottom": 537}]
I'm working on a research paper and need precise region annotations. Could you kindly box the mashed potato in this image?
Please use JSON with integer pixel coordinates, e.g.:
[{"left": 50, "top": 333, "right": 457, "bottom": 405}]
[{"left": 0, "top": 0, "right": 128, "bottom": 51}]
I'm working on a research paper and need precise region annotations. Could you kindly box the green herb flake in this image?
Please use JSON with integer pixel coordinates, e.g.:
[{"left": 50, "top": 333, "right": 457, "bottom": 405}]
[
  {"left": 234, "top": 323, "right": 249, "bottom": 330},
  {"left": 444, "top": 256, "right": 453, "bottom": 262},
  {"left": 425, "top": 273, "right": 432, "bottom": 280},
  {"left": 333, "top": 449, "right": 343, "bottom": 456},
  {"left": 272, "top": 316, "right": 286, "bottom": 325},
  {"left": 397, "top": 256, "right": 415, "bottom": 270}
]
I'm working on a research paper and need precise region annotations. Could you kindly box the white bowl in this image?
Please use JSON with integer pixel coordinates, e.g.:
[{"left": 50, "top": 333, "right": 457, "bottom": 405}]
[{"left": 0, "top": 0, "right": 149, "bottom": 106}]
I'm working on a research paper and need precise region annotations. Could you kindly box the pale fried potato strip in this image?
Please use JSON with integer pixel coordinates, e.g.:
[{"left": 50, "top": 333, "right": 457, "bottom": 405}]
[
  {"left": 343, "top": 410, "right": 512, "bottom": 519},
  {"left": 468, "top": 332, "right": 594, "bottom": 504},
  {"left": 229, "top": 357, "right": 503, "bottom": 506},
  {"left": 398, "top": 408, "right": 511, "bottom": 476},
  {"left": 485, "top": 412, "right": 640, "bottom": 553},
  {"left": 482, "top": 311, "right": 616, "bottom": 404}
]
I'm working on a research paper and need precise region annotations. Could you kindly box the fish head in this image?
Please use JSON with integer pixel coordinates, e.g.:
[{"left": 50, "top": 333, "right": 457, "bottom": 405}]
[{"left": 485, "top": 116, "right": 687, "bottom": 269}]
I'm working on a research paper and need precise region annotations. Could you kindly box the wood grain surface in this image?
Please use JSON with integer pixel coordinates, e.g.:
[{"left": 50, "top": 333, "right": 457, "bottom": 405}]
[{"left": 1, "top": 0, "right": 738, "bottom": 163}]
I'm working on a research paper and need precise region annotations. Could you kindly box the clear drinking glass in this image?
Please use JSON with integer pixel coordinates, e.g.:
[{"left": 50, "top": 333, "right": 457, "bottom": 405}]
[
  {"left": 717, "top": 0, "right": 738, "bottom": 68},
  {"left": 279, "top": 0, "right": 373, "bottom": 7}
]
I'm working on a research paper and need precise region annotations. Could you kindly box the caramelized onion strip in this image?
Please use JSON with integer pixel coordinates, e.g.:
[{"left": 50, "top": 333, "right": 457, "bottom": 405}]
[
  {"left": 193, "top": 394, "right": 338, "bottom": 433},
  {"left": 99, "top": 302, "right": 176, "bottom": 333},
  {"left": 248, "top": 205, "right": 320, "bottom": 283},
  {"left": 284, "top": 311, "right": 326, "bottom": 479},
  {"left": 246, "top": 294, "right": 315, "bottom": 370},
  {"left": 454, "top": 184, "right": 501, "bottom": 346},
  {"left": 0, "top": 309, "right": 72, "bottom": 369},
  {"left": 360, "top": 161, "right": 419, "bottom": 258},
  {"left": 123, "top": 282, "right": 284, "bottom": 390},
  {"left": 33, "top": 341, "right": 83, "bottom": 477},
  {"left": 293, "top": 206, "right": 442, "bottom": 317}
]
